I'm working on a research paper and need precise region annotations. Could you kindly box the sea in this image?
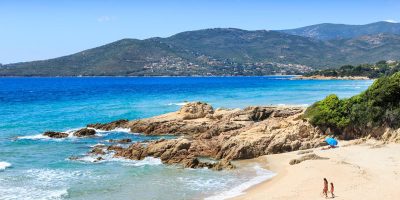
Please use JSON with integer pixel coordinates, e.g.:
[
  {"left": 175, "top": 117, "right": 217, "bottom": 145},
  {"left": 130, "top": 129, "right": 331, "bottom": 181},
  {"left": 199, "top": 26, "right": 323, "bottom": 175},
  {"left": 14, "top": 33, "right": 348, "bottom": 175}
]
[{"left": 0, "top": 76, "right": 373, "bottom": 200}]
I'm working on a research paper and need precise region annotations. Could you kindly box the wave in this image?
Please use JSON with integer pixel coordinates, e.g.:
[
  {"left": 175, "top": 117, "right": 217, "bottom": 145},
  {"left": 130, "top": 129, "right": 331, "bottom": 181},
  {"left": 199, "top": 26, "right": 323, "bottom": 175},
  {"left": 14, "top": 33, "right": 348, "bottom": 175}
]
[
  {"left": 204, "top": 166, "right": 276, "bottom": 200},
  {"left": 167, "top": 102, "right": 188, "bottom": 106},
  {"left": 0, "top": 187, "right": 68, "bottom": 200},
  {"left": 17, "top": 134, "right": 49, "bottom": 140},
  {"left": 0, "top": 161, "right": 12, "bottom": 170},
  {"left": 16, "top": 126, "right": 133, "bottom": 141},
  {"left": 89, "top": 143, "right": 106, "bottom": 148},
  {"left": 17, "top": 127, "right": 81, "bottom": 141},
  {"left": 121, "top": 157, "right": 162, "bottom": 167},
  {"left": 87, "top": 127, "right": 132, "bottom": 136},
  {"left": 0, "top": 168, "right": 85, "bottom": 200},
  {"left": 74, "top": 151, "right": 162, "bottom": 167}
]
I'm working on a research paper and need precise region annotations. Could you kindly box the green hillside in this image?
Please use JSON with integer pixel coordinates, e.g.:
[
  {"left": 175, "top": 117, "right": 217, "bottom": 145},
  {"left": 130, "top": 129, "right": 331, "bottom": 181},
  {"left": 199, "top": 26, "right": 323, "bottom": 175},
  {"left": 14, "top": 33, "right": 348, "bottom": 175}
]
[{"left": 2, "top": 24, "right": 400, "bottom": 76}]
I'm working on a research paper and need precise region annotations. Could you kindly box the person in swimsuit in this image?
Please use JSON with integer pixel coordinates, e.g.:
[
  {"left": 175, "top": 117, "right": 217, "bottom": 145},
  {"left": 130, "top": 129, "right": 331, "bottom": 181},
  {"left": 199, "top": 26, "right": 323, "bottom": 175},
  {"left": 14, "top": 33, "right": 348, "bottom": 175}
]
[
  {"left": 323, "top": 178, "right": 328, "bottom": 198},
  {"left": 330, "top": 182, "right": 335, "bottom": 198}
]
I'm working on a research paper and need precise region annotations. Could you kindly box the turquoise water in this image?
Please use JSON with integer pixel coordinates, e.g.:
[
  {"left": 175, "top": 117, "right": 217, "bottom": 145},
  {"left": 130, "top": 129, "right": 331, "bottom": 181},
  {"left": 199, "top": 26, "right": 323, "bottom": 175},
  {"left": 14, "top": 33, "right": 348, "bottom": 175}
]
[{"left": 0, "top": 77, "right": 372, "bottom": 199}]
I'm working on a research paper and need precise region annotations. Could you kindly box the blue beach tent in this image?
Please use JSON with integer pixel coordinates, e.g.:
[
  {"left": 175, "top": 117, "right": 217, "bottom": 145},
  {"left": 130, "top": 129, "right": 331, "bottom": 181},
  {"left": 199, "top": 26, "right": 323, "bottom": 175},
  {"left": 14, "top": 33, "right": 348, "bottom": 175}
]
[{"left": 325, "top": 137, "right": 338, "bottom": 146}]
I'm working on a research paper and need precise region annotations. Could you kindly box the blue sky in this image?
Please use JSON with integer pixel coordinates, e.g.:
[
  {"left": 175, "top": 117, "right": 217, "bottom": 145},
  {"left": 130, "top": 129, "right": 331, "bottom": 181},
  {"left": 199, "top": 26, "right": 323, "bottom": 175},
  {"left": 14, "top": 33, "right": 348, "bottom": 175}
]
[{"left": 1, "top": 0, "right": 399, "bottom": 64}]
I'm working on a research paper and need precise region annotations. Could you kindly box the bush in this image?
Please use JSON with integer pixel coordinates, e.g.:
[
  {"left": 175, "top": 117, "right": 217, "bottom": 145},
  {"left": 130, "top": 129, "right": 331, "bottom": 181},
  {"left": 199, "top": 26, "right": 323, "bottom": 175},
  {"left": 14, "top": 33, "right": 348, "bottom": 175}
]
[{"left": 304, "top": 72, "right": 400, "bottom": 132}]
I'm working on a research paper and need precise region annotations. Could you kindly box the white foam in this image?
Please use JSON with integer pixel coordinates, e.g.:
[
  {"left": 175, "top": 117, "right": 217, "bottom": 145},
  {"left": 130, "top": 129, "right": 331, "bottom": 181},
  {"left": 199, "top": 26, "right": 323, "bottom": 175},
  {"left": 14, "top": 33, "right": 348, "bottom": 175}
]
[
  {"left": 204, "top": 166, "right": 276, "bottom": 200},
  {"left": 25, "top": 168, "right": 86, "bottom": 183},
  {"left": 0, "top": 168, "right": 87, "bottom": 199},
  {"left": 0, "top": 187, "right": 68, "bottom": 200},
  {"left": 75, "top": 151, "right": 162, "bottom": 167},
  {"left": 88, "top": 127, "right": 132, "bottom": 134},
  {"left": 110, "top": 127, "right": 131, "bottom": 133},
  {"left": 90, "top": 143, "right": 106, "bottom": 148},
  {"left": 121, "top": 157, "right": 162, "bottom": 167},
  {"left": 167, "top": 102, "right": 188, "bottom": 106},
  {"left": 17, "top": 127, "right": 82, "bottom": 140},
  {"left": 0, "top": 161, "right": 11, "bottom": 170},
  {"left": 17, "top": 134, "right": 49, "bottom": 140}
]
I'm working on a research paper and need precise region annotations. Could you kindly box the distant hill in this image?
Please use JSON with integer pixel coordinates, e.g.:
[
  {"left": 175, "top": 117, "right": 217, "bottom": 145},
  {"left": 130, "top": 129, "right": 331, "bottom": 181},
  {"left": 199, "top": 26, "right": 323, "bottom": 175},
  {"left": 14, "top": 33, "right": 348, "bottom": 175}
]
[
  {"left": 279, "top": 21, "right": 400, "bottom": 40},
  {"left": 2, "top": 22, "right": 400, "bottom": 76}
]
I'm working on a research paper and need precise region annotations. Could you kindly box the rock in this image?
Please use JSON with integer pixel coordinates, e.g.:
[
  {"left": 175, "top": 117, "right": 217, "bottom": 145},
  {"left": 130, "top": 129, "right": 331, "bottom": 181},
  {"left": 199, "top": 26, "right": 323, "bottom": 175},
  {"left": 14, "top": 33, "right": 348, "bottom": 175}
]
[
  {"left": 83, "top": 103, "right": 327, "bottom": 170},
  {"left": 108, "top": 138, "right": 132, "bottom": 143},
  {"left": 212, "top": 159, "right": 235, "bottom": 170},
  {"left": 179, "top": 102, "right": 214, "bottom": 120},
  {"left": 173, "top": 139, "right": 191, "bottom": 151},
  {"left": 297, "top": 149, "right": 313, "bottom": 155},
  {"left": 289, "top": 153, "right": 328, "bottom": 165},
  {"left": 73, "top": 128, "right": 96, "bottom": 137},
  {"left": 232, "top": 107, "right": 274, "bottom": 121},
  {"left": 88, "top": 119, "right": 129, "bottom": 131},
  {"left": 94, "top": 157, "right": 104, "bottom": 162},
  {"left": 273, "top": 108, "right": 303, "bottom": 118},
  {"left": 68, "top": 156, "right": 79, "bottom": 160},
  {"left": 107, "top": 145, "right": 124, "bottom": 151},
  {"left": 90, "top": 147, "right": 106, "bottom": 155},
  {"left": 43, "top": 131, "right": 68, "bottom": 138}
]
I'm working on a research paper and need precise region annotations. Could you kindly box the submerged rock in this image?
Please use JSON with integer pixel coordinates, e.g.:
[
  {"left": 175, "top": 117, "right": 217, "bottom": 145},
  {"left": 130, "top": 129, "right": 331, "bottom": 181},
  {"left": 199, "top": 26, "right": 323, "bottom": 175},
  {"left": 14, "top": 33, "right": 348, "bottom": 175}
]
[
  {"left": 73, "top": 128, "right": 96, "bottom": 137},
  {"left": 43, "top": 131, "right": 68, "bottom": 138},
  {"left": 108, "top": 138, "right": 132, "bottom": 143},
  {"left": 90, "top": 147, "right": 106, "bottom": 155}
]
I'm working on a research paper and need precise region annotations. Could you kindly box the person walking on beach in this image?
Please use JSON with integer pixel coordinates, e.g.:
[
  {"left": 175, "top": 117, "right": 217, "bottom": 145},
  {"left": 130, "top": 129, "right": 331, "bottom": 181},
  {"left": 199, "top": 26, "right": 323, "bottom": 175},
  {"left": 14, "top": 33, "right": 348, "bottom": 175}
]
[
  {"left": 322, "top": 178, "right": 328, "bottom": 198},
  {"left": 330, "top": 182, "right": 335, "bottom": 198}
]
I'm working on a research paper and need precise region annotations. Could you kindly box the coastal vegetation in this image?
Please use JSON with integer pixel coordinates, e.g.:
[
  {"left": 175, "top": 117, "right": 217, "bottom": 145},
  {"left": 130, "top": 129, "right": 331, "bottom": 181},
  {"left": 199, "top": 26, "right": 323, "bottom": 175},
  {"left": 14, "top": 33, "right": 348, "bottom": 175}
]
[
  {"left": 304, "top": 60, "right": 400, "bottom": 78},
  {"left": 304, "top": 71, "right": 400, "bottom": 135}
]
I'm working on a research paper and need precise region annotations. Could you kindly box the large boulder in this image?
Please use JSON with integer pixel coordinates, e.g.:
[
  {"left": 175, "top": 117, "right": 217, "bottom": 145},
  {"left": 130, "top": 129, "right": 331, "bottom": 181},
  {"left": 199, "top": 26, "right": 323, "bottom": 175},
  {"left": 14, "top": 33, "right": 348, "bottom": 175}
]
[{"left": 178, "top": 102, "right": 214, "bottom": 120}]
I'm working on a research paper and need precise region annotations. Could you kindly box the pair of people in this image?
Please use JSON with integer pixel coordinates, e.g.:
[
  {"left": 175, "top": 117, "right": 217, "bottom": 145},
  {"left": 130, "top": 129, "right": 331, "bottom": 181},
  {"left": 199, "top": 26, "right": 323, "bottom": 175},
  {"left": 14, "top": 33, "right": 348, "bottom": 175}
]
[{"left": 323, "top": 178, "right": 335, "bottom": 198}]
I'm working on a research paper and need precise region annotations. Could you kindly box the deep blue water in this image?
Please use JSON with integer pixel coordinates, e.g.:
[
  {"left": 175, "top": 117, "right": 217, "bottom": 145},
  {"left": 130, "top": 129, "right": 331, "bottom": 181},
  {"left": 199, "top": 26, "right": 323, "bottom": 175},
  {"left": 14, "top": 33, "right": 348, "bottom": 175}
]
[{"left": 0, "top": 77, "right": 372, "bottom": 200}]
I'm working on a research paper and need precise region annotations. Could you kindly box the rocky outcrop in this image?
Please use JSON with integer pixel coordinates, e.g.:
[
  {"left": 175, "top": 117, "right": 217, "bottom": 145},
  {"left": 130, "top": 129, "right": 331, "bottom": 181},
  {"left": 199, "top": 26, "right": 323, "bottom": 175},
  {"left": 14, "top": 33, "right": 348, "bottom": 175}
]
[
  {"left": 73, "top": 128, "right": 96, "bottom": 137},
  {"left": 112, "top": 138, "right": 234, "bottom": 170},
  {"left": 43, "top": 131, "right": 68, "bottom": 138},
  {"left": 88, "top": 102, "right": 327, "bottom": 170},
  {"left": 88, "top": 119, "right": 129, "bottom": 131}
]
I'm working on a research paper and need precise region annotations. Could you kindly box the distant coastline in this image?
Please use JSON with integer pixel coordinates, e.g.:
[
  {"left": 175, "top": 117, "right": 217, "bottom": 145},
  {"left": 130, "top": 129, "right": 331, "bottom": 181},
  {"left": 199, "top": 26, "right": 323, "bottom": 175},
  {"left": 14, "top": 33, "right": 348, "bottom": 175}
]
[
  {"left": 292, "top": 75, "right": 371, "bottom": 80},
  {"left": 0, "top": 75, "right": 299, "bottom": 78}
]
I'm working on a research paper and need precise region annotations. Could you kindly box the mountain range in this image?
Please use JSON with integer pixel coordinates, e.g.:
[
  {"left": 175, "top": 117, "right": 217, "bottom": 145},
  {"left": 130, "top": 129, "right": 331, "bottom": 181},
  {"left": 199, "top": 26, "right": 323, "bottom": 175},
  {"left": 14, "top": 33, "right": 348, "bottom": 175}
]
[{"left": 1, "top": 21, "right": 400, "bottom": 76}]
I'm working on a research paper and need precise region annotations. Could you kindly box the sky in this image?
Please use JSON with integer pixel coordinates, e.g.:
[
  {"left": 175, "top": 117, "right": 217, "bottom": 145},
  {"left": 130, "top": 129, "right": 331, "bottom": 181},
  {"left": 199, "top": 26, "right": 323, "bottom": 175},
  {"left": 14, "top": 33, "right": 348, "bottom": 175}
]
[{"left": 1, "top": 0, "right": 399, "bottom": 64}]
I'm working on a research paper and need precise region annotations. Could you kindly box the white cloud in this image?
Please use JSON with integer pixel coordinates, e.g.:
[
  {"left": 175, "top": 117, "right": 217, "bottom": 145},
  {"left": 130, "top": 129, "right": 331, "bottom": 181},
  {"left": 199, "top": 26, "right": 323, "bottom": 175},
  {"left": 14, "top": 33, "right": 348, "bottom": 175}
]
[
  {"left": 383, "top": 19, "right": 398, "bottom": 23},
  {"left": 97, "top": 16, "right": 116, "bottom": 23}
]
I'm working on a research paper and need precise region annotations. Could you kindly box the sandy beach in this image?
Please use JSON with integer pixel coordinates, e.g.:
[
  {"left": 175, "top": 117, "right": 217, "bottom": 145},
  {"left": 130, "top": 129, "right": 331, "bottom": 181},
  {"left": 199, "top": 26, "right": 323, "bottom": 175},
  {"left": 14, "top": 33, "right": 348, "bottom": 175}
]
[{"left": 233, "top": 140, "right": 400, "bottom": 200}]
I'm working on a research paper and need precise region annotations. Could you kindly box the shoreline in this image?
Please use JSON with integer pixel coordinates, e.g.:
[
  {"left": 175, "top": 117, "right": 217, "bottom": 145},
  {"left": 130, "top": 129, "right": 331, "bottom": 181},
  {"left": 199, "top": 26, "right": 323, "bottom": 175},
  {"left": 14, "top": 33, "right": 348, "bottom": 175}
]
[
  {"left": 293, "top": 75, "right": 371, "bottom": 80},
  {"left": 0, "top": 75, "right": 299, "bottom": 78},
  {"left": 228, "top": 140, "right": 400, "bottom": 200}
]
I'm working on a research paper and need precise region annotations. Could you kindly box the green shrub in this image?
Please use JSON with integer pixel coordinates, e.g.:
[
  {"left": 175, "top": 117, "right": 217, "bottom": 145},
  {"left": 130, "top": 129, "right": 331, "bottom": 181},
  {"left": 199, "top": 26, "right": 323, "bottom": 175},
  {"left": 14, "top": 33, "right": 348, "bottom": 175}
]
[{"left": 304, "top": 72, "right": 400, "bottom": 132}]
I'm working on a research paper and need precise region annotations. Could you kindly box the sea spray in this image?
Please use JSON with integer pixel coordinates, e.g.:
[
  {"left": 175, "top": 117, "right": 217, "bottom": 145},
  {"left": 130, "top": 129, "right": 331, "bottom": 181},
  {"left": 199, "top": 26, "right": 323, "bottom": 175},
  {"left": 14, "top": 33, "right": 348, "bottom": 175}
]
[{"left": 0, "top": 161, "right": 12, "bottom": 170}]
